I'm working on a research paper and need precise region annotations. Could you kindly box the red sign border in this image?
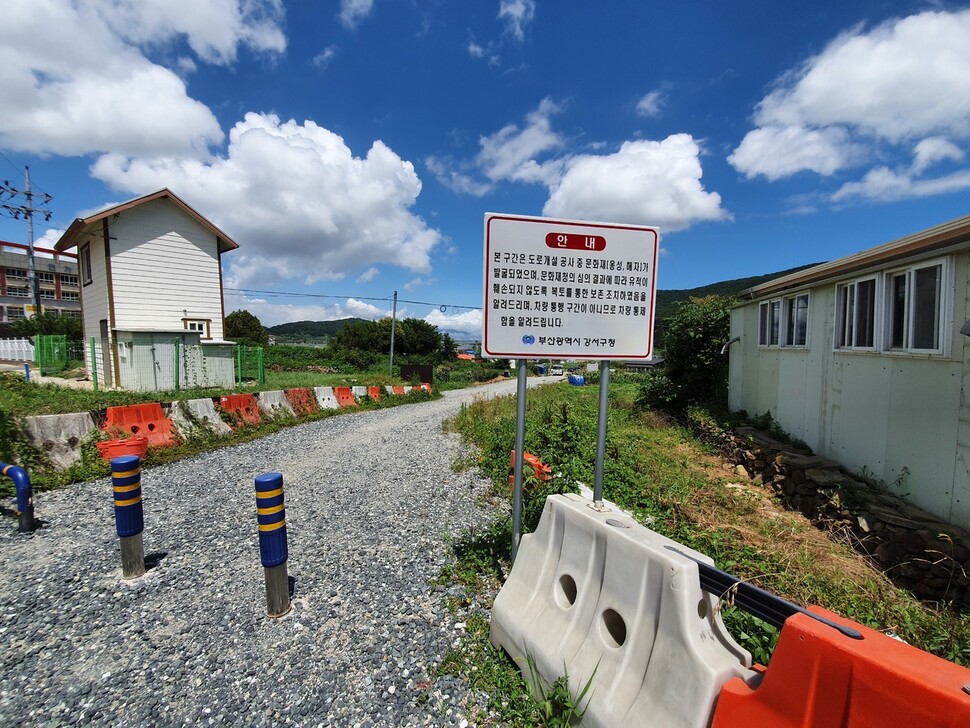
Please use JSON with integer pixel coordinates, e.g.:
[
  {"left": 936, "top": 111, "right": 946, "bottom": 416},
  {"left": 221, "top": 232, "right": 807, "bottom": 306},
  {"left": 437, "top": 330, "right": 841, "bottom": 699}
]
[{"left": 483, "top": 213, "right": 659, "bottom": 360}]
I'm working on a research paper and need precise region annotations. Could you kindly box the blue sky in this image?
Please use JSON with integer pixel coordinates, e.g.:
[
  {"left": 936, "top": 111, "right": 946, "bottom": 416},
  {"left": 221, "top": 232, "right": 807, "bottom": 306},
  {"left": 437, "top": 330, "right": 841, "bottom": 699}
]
[{"left": 3, "top": 1, "right": 970, "bottom": 335}]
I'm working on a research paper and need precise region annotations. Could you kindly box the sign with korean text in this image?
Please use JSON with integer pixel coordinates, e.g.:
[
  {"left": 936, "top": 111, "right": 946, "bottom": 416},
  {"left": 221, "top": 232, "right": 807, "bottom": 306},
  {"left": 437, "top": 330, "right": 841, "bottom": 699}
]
[{"left": 483, "top": 213, "right": 659, "bottom": 359}]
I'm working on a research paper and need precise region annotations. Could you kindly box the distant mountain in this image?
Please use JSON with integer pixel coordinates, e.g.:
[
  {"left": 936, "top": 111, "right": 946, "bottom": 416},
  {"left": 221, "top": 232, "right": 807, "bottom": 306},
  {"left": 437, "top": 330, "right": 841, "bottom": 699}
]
[
  {"left": 262, "top": 265, "right": 822, "bottom": 343},
  {"left": 655, "top": 263, "right": 822, "bottom": 321},
  {"left": 267, "top": 318, "right": 366, "bottom": 338}
]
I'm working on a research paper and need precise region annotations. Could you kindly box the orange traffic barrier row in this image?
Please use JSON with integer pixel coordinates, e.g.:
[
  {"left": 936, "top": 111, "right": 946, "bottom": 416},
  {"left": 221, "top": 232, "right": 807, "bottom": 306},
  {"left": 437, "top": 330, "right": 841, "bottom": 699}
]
[
  {"left": 367, "top": 386, "right": 382, "bottom": 400},
  {"left": 332, "top": 386, "right": 358, "bottom": 408},
  {"left": 217, "top": 393, "right": 261, "bottom": 427},
  {"left": 392, "top": 385, "right": 406, "bottom": 395},
  {"left": 711, "top": 606, "right": 970, "bottom": 728},
  {"left": 96, "top": 435, "right": 149, "bottom": 462},
  {"left": 102, "top": 404, "right": 176, "bottom": 447},
  {"left": 285, "top": 387, "right": 318, "bottom": 417}
]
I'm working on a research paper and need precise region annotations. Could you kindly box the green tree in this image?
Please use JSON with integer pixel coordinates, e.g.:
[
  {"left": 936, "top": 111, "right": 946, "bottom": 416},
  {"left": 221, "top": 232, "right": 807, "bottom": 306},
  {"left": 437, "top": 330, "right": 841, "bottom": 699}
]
[
  {"left": 225, "top": 309, "right": 269, "bottom": 347},
  {"left": 636, "top": 294, "right": 735, "bottom": 412},
  {"left": 11, "top": 312, "right": 82, "bottom": 343}
]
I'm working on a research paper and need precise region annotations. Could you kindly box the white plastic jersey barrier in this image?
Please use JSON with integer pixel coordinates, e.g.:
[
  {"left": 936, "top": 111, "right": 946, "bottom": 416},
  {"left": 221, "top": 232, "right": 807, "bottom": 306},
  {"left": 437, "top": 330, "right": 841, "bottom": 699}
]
[
  {"left": 256, "top": 390, "right": 295, "bottom": 418},
  {"left": 490, "top": 493, "right": 756, "bottom": 728},
  {"left": 351, "top": 386, "right": 369, "bottom": 399},
  {"left": 314, "top": 386, "right": 340, "bottom": 409}
]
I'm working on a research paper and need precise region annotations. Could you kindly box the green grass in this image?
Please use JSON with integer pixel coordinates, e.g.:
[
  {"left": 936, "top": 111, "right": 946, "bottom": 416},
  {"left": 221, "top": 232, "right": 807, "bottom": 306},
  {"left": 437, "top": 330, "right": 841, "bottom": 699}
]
[{"left": 433, "top": 381, "right": 970, "bottom": 719}]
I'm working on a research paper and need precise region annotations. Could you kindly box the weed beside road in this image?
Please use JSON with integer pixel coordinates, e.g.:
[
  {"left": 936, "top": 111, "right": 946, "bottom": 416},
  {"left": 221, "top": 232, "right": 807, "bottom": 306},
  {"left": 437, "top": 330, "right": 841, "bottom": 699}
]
[{"left": 435, "top": 380, "right": 970, "bottom": 722}]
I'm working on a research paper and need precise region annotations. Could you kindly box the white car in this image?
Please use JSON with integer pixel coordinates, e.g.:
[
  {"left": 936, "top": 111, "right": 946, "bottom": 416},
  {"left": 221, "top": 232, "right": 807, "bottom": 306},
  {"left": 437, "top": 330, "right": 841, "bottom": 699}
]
[{"left": 551, "top": 365, "right": 564, "bottom": 376}]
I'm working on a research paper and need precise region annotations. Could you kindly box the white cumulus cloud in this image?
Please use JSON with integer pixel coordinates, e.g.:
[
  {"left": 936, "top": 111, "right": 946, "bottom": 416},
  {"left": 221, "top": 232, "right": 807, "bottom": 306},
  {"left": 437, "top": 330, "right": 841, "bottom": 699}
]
[
  {"left": 730, "top": 9, "right": 970, "bottom": 204},
  {"left": 431, "top": 102, "right": 728, "bottom": 232},
  {"left": 0, "top": 0, "right": 286, "bottom": 158},
  {"left": 498, "top": 0, "right": 536, "bottom": 42},
  {"left": 339, "top": 0, "right": 375, "bottom": 29},
  {"left": 92, "top": 113, "right": 443, "bottom": 288},
  {"left": 101, "top": 0, "right": 286, "bottom": 65},
  {"left": 544, "top": 135, "right": 729, "bottom": 231},
  {"left": 635, "top": 90, "right": 664, "bottom": 118}
]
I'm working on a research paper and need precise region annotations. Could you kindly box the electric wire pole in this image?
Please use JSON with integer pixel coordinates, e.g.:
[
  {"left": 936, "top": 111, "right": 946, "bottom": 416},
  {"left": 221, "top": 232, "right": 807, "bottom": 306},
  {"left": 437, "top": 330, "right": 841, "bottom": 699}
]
[{"left": 1, "top": 166, "right": 53, "bottom": 318}]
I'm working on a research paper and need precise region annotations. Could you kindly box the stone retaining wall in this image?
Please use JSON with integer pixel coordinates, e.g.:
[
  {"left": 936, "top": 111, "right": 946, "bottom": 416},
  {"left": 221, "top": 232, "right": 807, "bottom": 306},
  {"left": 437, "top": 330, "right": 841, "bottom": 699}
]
[{"left": 692, "top": 417, "right": 970, "bottom": 608}]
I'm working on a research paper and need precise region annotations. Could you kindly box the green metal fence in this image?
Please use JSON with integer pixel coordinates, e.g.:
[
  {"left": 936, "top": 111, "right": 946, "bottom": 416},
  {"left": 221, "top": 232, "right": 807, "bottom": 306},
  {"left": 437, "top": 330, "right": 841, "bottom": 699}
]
[
  {"left": 236, "top": 346, "right": 265, "bottom": 384},
  {"left": 35, "top": 334, "right": 68, "bottom": 375}
]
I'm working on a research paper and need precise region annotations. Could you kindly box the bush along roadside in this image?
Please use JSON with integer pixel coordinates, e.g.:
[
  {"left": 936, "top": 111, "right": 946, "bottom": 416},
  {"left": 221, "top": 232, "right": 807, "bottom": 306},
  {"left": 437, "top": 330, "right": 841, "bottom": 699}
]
[{"left": 0, "top": 383, "right": 437, "bottom": 496}]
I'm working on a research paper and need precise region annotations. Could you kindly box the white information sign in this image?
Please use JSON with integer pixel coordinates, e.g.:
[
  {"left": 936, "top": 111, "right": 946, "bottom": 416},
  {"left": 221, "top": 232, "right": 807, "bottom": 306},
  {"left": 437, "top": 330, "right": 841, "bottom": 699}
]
[{"left": 483, "top": 213, "right": 659, "bottom": 360}]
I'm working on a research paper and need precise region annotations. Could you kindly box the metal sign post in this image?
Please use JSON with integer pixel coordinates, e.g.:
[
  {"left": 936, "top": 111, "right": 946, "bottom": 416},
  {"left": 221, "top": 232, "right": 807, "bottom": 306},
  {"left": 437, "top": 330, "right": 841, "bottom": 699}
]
[
  {"left": 511, "top": 359, "right": 528, "bottom": 562},
  {"left": 593, "top": 360, "right": 611, "bottom": 506},
  {"left": 482, "top": 213, "right": 659, "bottom": 560}
]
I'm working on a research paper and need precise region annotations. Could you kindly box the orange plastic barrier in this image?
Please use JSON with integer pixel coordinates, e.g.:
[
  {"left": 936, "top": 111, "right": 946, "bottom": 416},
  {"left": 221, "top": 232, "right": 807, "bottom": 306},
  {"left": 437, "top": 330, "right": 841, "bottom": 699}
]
[
  {"left": 367, "top": 386, "right": 382, "bottom": 400},
  {"left": 508, "top": 450, "right": 553, "bottom": 489},
  {"left": 711, "top": 607, "right": 970, "bottom": 728},
  {"left": 392, "top": 385, "right": 405, "bottom": 395},
  {"left": 285, "top": 387, "right": 318, "bottom": 417},
  {"left": 103, "top": 404, "right": 176, "bottom": 447},
  {"left": 96, "top": 435, "right": 149, "bottom": 462},
  {"left": 419, "top": 383, "right": 432, "bottom": 393},
  {"left": 217, "top": 393, "right": 261, "bottom": 426},
  {"left": 332, "top": 386, "right": 357, "bottom": 408}
]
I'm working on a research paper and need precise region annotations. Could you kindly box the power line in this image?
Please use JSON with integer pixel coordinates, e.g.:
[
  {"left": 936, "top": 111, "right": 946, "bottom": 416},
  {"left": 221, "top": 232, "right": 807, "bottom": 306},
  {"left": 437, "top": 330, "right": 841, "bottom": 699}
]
[
  {"left": 224, "top": 287, "right": 481, "bottom": 311},
  {"left": 0, "top": 165, "right": 54, "bottom": 315}
]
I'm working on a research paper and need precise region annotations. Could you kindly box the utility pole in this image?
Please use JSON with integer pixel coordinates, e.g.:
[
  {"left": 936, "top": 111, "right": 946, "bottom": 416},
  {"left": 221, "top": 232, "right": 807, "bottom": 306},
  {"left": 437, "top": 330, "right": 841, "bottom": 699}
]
[
  {"left": 1, "top": 166, "right": 53, "bottom": 318},
  {"left": 388, "top": 290, "right": 398, "bottom": 376}
]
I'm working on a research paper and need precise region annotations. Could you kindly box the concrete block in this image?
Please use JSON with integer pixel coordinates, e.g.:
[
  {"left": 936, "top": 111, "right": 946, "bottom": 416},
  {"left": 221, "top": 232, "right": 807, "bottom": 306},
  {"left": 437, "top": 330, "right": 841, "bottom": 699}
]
[
  {"left": 490, "top": 493, "right": 755, "bottom": 728},
  {"left": 167, "top": 399, "right": 232, "bottom": 438},
  {"left": 351, "top": 386, "right": 369, "bottom": 399},
  {"left": 21, "top": 412, "right": 97, "bottom": 469},
  {"left": 257, "top": 390, "right": 295, "bottom": 418}
]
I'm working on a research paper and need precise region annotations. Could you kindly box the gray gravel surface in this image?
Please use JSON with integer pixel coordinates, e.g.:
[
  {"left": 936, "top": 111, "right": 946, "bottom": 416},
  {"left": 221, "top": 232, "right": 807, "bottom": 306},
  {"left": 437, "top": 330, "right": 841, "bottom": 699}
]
[{"left": 0, "top": 378, "right": 551, "bottom": 727}]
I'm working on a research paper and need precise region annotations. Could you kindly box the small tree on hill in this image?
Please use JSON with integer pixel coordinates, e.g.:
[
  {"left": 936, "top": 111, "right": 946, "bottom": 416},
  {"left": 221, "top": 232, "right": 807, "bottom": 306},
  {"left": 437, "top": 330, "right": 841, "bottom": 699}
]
[{"left": 225, "top": 309, "right": 269, "bottom": 347}]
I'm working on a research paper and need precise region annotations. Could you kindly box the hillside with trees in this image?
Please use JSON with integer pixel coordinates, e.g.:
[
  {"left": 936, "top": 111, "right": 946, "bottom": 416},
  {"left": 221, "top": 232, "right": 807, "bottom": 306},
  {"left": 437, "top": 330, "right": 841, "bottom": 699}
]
[
  {"left": 267, "top": 318, "right": 366, "bottom": 341},
  {"left": 655, "top": 263, "right": 821, "bottom": 322}
]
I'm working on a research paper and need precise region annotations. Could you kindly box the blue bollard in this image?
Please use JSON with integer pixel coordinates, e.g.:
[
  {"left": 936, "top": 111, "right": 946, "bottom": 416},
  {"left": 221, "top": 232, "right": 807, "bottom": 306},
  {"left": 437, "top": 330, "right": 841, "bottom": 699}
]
[
  {"left": 111, "top": 455, "right": 145, "bottom": 578},
  {"left": 255, "top": 473, "right": 290, "bottom": 617},
  {"left": 0, "top": 462, "right": 37, "bottom": 532},
  {"left": 23, "top": 363, "right": 29, "bottom": 381}
]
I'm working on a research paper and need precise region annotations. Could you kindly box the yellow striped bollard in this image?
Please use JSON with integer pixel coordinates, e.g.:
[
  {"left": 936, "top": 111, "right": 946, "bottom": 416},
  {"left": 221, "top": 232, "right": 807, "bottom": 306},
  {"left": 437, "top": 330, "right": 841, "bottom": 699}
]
[
  {"left": 255, "top": 473, "right": 290, "bottom": 617},
  {"left": 112, "top": 455, "right": 145, "bottom": 578}
]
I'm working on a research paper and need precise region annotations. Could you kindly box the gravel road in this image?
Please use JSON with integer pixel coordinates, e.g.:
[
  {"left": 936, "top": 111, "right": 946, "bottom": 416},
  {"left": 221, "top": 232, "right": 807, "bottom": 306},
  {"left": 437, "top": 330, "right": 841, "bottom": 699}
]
[{"left": 0, "top": 378, "right": 552, "bottom": 727}]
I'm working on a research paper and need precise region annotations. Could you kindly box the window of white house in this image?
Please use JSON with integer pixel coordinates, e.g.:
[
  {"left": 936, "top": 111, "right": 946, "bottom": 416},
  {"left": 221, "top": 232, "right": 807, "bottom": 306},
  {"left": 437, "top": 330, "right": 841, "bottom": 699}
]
[
  {"left": 784, "top": 293, "right": 810, "bottom": 347},
  {"left": 183, "top": 319, "right": 211, "bottom": 339},
  {"left": 759, "top": 300, "right": 780, "bottom": 345},
  {"left": 79, "top": 244, "right": 92, "bottom": 285},
  {"left": 760, "top": 293, "right": 809, "bottom": 347},
  {"left": 886, "top": 260, "right": 946, "bottom": 354},
  {"left": 836, "top": 277, "right": 877, "bottom": 350}
]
